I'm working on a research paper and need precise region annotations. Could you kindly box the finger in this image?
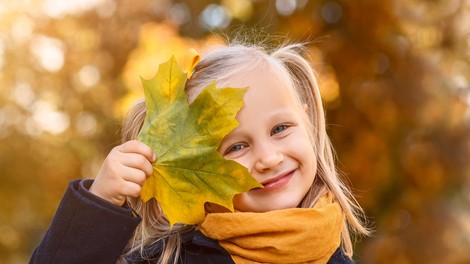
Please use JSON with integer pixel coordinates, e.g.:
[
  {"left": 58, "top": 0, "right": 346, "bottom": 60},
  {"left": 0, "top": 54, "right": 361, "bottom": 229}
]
[
  {"left": 122, "top": 181, "right": 143, "bottom": 198},
  {"left": 121, "top": 153, "right": 154, "bottom": 176},
  {"left": 119, "top": 140, "right": 156, "bottom": 162},
  {"left": 121, "top": 167, "right": 148, "bottom": 186}
]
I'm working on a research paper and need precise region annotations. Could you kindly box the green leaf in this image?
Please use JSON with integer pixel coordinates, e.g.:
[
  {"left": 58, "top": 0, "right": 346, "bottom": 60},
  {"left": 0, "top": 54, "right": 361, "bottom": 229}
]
[{"left": 137, "top": 55, "right": 262, "bottom": 226}]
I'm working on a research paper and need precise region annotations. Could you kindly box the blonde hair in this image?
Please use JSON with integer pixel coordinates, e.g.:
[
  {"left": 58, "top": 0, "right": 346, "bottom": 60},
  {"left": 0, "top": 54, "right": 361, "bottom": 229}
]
[{"left": 118, "top": 42, "right": 370, "bottom": 263}]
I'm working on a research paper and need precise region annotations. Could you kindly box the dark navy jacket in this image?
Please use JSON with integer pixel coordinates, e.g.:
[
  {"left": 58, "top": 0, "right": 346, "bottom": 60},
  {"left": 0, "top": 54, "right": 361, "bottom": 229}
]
[{"left": 30, "top": 180, "right": 354, "bottom": 264}]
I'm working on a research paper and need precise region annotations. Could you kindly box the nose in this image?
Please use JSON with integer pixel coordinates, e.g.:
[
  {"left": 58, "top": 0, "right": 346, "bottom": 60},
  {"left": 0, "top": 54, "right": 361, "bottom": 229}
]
[{"left": 253, "top": 142, "right": 283, "bottom": 172}]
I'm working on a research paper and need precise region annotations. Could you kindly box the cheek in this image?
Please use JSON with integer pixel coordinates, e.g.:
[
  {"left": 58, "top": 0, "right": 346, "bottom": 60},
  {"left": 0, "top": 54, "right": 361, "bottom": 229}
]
[
  {"left": 304, "top": 146, "right": 318, "bottom": 176},
  {"left": 288, "top": 130, "right": 313, "bottom": 155},
  {"left": 288, "top": 131, "right": 317, "bottom": 172}
]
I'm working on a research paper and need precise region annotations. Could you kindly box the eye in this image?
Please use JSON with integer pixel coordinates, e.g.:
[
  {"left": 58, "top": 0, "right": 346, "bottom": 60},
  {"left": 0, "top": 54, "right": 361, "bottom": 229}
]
[
  {"left": 223, "top": 143, "right": 246, "bottom": 155},
  {"left": 271, "top": 124, "right": 288, "bottom": 135}
]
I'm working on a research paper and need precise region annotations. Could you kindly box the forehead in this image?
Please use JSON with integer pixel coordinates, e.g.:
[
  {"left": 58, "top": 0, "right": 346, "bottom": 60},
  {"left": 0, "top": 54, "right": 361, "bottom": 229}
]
[
  {"left": 222, "top": 62, "right": 301, "bottom": 109},
  {"left": 219, "top": 57, "right": 292, "bottom": 89}
]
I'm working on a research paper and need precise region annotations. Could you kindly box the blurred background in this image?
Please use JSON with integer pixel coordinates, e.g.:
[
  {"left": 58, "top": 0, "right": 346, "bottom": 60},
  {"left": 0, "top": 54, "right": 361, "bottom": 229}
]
[{"left": 1, "top": 0, "right": 469, "bottom": 263}]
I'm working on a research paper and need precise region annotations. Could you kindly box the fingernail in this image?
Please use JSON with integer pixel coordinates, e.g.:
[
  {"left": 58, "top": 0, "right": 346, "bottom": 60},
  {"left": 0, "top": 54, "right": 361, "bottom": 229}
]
[{"left": 152, "top": 153, "right": 157, "bottom": 162}]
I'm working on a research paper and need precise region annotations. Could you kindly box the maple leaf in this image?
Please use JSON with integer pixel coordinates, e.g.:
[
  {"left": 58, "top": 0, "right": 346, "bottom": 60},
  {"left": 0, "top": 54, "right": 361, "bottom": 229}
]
[{"left": 137, "top": 55, "right": 262, "bottom": 226}]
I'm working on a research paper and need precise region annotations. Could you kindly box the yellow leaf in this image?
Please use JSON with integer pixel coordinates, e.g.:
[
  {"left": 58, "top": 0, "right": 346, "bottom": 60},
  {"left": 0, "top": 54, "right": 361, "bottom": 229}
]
[
  {"left": 137, "top": 55, "right": 261, "bottom": 226},
  {"left": 183, "top": 48, "right": 200, "bottom": 78}
]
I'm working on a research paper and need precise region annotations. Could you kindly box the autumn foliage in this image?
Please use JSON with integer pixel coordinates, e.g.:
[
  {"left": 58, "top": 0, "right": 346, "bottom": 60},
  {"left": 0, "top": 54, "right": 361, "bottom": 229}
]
[{"left": 0, "top": 1, "right": 469, "bottom": 263}]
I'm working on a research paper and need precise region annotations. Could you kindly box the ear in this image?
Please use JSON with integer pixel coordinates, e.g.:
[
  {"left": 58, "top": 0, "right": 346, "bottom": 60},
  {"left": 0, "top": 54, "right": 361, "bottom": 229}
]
[{"left": 303, "top": 103, "right": 309, "bottom": 113}]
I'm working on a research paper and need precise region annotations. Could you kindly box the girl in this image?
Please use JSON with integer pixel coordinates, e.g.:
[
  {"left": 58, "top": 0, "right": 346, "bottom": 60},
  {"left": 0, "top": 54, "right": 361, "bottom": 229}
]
[{"left": 30, "top": 41, "right": 370, "bottom": 264}]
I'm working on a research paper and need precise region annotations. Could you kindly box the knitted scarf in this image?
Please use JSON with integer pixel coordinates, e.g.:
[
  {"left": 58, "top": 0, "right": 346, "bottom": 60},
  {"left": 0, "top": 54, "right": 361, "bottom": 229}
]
[{"left": 199, "top": 193, "right": 344, "bottom": 264}]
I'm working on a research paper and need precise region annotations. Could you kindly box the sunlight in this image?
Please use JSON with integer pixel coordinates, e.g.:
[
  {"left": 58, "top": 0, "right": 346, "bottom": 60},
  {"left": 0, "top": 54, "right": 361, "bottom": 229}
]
[
  {"left": 42, "top": 0, "right": 112, "bottom": 18},
  {"left": 200, "top": 4, "right": 231, "bottom": 29},
  {"left": 29, "top": 35, "right": 64, "bottom": 72},
  {"left": 276, "top": 0, "right": 296, "bottom": 16},
  {"left": 30, "top": 100, "right": 70, "bottom": 135},
  {"left": 78, "top": 65, "right": 101, "bottom": 89},
  {"left": 0, "top": 35, "right": 4, "bottom": 70},
  {"left": 11, "top": 16, "right": 34, "bottom": 44},
  {"left": 12, "top": 83, "right": 36, "bottom": 109}
]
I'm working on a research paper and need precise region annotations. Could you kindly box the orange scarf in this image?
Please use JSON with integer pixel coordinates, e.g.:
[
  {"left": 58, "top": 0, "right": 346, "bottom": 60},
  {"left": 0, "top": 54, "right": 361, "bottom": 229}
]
[{"left": 198, "top": 193, "right": 344, "bottom": 264}]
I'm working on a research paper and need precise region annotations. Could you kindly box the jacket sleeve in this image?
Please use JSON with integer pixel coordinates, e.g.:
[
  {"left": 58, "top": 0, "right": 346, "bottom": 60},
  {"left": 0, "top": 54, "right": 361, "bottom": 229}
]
[{"left": 29, "top": 179, "right": 141, "bottom": 264}]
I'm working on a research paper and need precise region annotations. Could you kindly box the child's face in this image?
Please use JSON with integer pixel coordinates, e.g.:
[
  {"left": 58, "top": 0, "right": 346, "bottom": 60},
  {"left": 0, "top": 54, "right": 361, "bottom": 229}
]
[{"left": 218, "top": 66, "right": 317, "bottom": 212}]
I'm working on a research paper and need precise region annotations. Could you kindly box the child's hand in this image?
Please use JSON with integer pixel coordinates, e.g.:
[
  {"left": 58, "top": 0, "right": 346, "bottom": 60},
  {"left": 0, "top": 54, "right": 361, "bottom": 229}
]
[{"left": 89, "top": 140, "right": 156, "bottom": 206}]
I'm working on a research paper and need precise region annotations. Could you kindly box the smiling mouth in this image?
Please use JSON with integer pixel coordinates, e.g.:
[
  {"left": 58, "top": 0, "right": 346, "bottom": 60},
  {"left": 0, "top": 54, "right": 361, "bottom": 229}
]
[{"left": 257, "top": 169, "right": 296, "bottom": 191}]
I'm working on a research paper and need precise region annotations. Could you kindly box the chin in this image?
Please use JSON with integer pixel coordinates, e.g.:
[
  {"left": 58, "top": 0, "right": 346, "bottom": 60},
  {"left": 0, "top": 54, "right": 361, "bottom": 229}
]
[
  {"left": 233, "top": 194, "right": 303, "bottom": 212},
  {"left": 253, "top": 201, "right": 302, "bottom": 212},
  {"left": 272, "top": 202, "right": 300, "bottom": 211}
]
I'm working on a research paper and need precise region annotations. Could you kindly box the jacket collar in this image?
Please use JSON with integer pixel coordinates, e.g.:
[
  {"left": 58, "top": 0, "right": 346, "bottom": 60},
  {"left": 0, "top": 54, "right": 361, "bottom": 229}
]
[
  {"left": 183, "top": 228, "right": 226, "bottom": 252},
  {"left": 126, "top": 228, "right": 227, "bottom": 262}
]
